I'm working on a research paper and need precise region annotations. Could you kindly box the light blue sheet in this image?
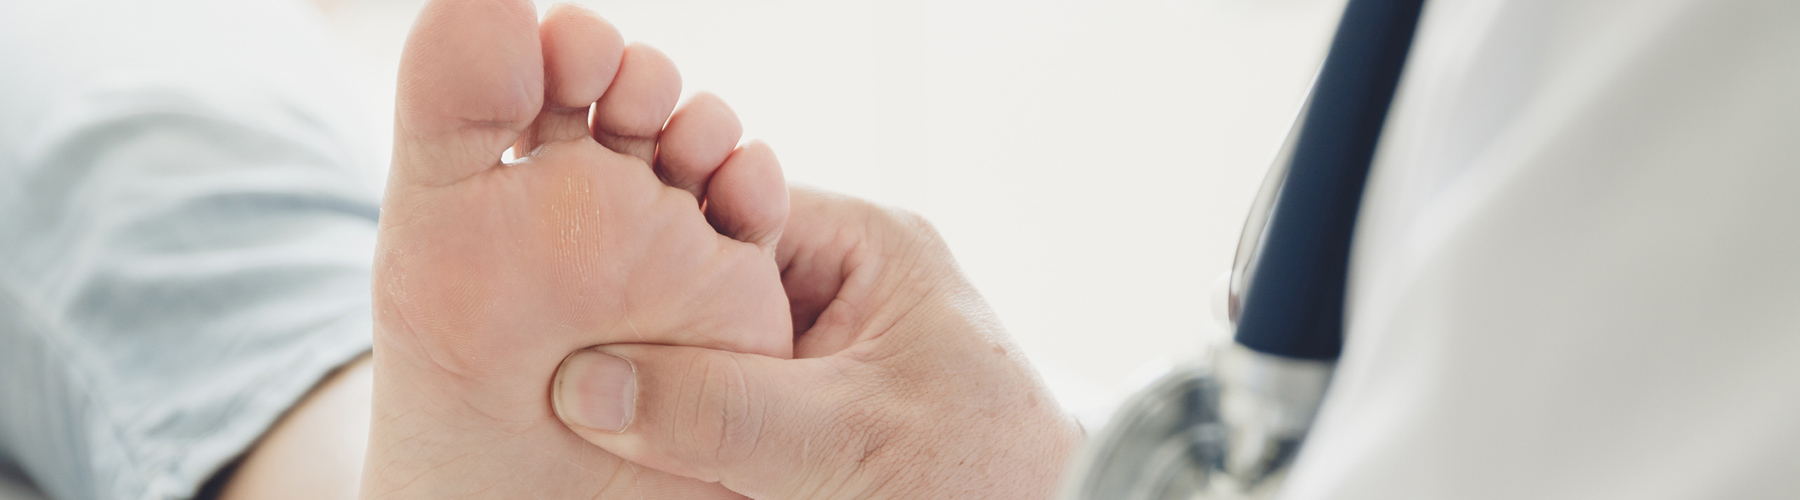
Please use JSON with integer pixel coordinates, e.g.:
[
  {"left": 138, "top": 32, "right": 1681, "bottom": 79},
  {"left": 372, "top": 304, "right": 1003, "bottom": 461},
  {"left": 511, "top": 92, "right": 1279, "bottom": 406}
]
[{"left": 0, "top": 1, "right": 382, "bottom": 499}]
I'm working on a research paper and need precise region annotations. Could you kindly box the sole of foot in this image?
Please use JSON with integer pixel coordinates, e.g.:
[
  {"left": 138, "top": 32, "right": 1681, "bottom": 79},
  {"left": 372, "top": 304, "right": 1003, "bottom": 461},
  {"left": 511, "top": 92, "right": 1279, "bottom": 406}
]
[{"left": 362, "top": 1, "right": 791, "bottom": 498}]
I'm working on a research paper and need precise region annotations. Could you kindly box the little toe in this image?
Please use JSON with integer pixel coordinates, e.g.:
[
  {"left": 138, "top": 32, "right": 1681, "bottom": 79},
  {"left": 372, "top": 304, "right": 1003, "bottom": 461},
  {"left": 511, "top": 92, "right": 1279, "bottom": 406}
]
[
  {"left": 591, "top": 43, "right": 682, "bottom": 165},
  {"left": 655, "top": 92, "right": 744, "bottom": 201},
  {"left": 392, "top": 0, "right": 543, "bottom": 187},
  {"left": 704, "top": 140, "right": 788, "bottom": 251},
  {"left": 517, "top": 2, "right": 625, "bottom": 153}
]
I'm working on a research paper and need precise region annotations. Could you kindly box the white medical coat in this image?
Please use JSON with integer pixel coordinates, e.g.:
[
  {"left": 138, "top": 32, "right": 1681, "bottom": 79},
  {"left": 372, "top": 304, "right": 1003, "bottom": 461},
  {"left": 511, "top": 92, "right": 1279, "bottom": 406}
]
[{"left": 1286, "top": 0, "right": 1800, "bottom": 498}]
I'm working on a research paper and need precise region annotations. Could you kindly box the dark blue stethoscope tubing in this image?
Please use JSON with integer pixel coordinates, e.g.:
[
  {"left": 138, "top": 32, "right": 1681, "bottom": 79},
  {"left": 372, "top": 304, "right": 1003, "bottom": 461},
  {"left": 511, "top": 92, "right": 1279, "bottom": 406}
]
[{"left": 1230, "top": 0, "right": 1428, "bottom": 361}]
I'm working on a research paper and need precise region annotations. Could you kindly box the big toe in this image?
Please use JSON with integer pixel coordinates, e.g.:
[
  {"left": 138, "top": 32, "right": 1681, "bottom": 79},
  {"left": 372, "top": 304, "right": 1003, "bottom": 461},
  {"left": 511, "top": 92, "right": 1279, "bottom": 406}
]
[{"left": 393, "top": 0, "right": 544, "bottom": 188}]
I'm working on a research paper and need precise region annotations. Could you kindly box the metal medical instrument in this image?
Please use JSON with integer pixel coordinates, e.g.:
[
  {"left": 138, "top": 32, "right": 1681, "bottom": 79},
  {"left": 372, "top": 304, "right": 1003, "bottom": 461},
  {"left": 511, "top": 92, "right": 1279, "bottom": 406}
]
[{"left": 1061, "top": 0, "right": 1426, "bottom": 498}]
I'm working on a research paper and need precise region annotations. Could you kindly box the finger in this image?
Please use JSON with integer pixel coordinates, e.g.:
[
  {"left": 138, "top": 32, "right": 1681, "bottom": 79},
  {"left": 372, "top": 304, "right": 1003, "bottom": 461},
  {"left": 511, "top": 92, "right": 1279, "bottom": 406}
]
[
  {"left": 775, "top": 186, "right": 890, "bottom": 354},
  {"left": 552, "top": 344, "right": 867, "bottom": 499}
]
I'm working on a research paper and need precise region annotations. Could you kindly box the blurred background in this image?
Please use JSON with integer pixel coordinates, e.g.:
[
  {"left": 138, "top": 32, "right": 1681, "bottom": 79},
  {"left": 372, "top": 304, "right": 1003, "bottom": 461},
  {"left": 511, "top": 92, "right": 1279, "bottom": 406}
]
[
  {"left": 0, "top": 0, "right": 1345, "bottom": 497},
  {"left": 321, "top": 0, "right": 1346, "bottom": 420}
]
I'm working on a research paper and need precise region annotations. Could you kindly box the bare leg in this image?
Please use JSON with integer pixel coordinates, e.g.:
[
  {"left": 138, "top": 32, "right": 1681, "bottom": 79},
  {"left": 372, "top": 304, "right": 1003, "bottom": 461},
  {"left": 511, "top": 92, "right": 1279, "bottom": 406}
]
[{"left": 218, "top": 357, "right": 372, "bottom": 500}]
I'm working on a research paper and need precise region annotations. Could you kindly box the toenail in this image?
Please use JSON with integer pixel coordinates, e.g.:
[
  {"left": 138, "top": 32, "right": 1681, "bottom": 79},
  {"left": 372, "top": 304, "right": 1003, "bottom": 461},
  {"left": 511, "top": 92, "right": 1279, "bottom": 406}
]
[{"left": 554, "top": 349, "right": 637, "bottom": 432}]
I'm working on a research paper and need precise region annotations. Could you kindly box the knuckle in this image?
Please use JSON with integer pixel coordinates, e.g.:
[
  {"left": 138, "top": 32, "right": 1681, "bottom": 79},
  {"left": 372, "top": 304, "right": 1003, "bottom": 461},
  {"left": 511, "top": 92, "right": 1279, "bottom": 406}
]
[
  {"left": 681, "top": 354, "right": 765, "bottom": 470},
  {"left": 833, "top": 198, "right": 943, "bottom": 252},
  {"left": 877, "top": 206, "right": 946, "bottom": 247},
  {"left": 884, "top": 206, "right": 932, "bottom": 231}
]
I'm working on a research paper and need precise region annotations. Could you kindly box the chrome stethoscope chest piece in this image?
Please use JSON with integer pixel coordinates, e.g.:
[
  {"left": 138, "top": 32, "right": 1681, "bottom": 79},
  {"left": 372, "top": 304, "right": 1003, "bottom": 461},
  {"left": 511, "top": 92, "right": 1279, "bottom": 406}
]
[
  {"left": 1061, "top": 116, "right": 1334, "bottom": 500},
  {"left": 1062, "top": 0, "right": 1425, "bottom": 494}
]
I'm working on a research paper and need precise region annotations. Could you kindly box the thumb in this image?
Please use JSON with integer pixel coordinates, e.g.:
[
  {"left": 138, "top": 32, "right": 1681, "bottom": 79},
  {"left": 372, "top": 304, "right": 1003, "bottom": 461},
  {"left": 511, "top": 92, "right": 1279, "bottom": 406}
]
[{"left": 552, "top": 344, "right": 860, "bottom": 498}]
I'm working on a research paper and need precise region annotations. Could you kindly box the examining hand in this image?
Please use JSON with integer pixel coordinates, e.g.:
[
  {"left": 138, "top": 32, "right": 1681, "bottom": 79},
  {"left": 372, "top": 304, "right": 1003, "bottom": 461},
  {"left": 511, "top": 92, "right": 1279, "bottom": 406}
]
[{"left": 552, "top": 186, "right": 1084, "bottom": 500}]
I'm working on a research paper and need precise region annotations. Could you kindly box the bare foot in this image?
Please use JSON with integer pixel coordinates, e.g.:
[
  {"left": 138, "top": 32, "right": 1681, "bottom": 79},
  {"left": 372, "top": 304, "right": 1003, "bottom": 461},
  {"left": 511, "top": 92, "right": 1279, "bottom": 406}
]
[{"left": 362, "top": 1, "right": 790, "bottom": 498}]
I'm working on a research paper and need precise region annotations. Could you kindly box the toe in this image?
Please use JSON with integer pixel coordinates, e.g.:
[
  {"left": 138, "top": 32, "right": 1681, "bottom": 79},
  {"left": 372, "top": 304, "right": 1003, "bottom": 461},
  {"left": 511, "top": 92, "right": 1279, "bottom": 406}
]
[
  {"left": 517, "top": 2, "right": 624, "bottom": 153},
  {"left": 704, "top": 141, "right": 788, "bottom": 251},
  {"left": 393, "top": 0, "right": 543, "bottom": 187},
  {"left": 591, "top": 43, "right": 682, "bottom": 165},
  {"left": 655, "top": 92, "right": 744, "bottom": 201}
]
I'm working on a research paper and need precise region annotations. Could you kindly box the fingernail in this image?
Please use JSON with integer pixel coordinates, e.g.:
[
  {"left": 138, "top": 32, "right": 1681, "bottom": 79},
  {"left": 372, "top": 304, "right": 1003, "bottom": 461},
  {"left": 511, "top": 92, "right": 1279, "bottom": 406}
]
[{"left": 554, "top": 349, "right": 637, "bottom": 432}]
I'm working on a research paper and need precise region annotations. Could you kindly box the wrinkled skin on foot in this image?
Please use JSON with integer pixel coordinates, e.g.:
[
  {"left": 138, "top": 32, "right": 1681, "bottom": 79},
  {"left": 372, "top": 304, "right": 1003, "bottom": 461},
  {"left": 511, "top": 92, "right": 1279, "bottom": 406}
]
[{"left": 363, "top": 1, "right": 790, "bottom": 498}]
